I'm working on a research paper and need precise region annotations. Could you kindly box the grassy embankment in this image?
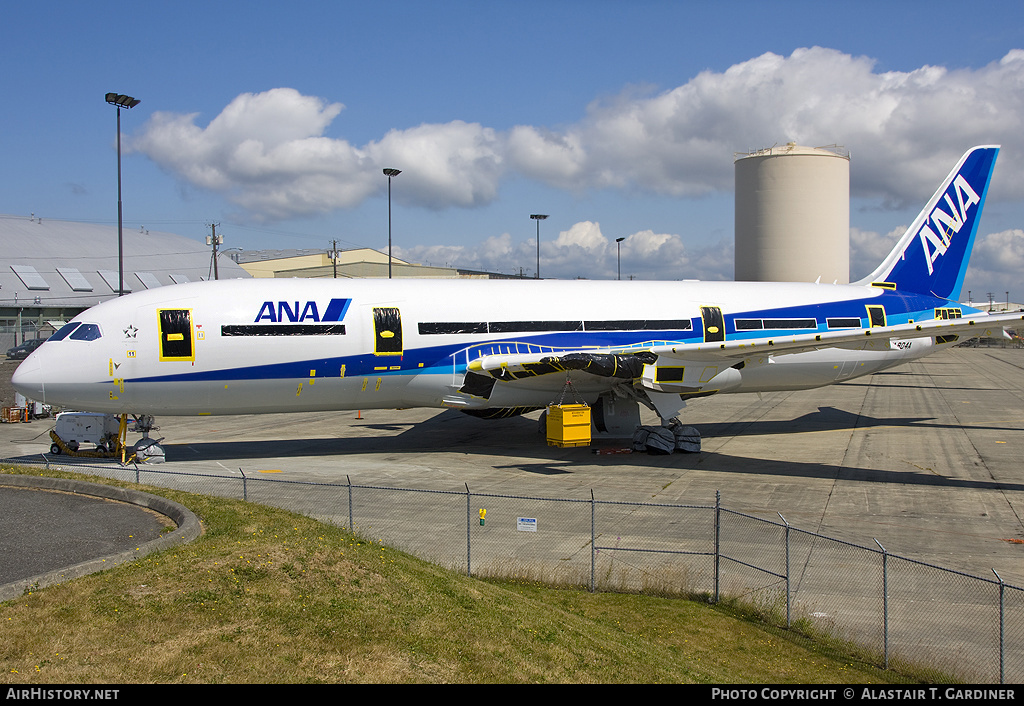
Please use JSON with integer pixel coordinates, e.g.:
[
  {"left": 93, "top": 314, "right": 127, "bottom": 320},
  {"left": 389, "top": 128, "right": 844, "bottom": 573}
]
[{"left": 0, "top": 467, "right": 932, "bottom": 684}]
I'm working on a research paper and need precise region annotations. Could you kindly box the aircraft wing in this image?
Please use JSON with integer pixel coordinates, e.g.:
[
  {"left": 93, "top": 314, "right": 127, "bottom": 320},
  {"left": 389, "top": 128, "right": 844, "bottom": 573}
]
[{"left": 467, "top": 311, "right": 1024, "bottom": 374}]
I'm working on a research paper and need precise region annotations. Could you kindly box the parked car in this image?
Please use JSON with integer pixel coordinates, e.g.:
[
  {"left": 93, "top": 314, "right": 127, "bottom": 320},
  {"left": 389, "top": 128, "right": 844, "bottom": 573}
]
[{"left": 5, "top": 338, "right": 46, "bottom": 360}]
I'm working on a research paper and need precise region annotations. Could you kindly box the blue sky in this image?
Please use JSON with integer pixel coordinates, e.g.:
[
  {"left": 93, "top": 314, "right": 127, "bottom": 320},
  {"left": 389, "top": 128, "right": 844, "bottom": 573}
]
[{"left": 3, "top": 0, "right": 1024, "bottom": 300}]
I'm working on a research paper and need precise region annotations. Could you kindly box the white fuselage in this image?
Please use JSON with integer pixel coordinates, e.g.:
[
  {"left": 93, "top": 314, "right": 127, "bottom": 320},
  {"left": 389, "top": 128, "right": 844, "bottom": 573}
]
[{"left": 12, "top": 277, "right": 951, "bottom": 417}]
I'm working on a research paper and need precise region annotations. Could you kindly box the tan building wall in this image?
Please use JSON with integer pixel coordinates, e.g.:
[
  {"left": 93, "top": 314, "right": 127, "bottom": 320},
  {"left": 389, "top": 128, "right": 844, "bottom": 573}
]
[
  {"left": 237, "top": 248, "right": 489, "bottom": 280},
  {"left": 735, "top": 143, "right": 850, "bottom": 284}
]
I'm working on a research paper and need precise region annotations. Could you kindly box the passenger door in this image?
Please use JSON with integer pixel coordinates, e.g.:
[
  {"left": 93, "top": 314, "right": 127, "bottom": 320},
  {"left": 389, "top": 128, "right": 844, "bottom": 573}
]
[
  {"left": 158, "top": 309, "right": 195, "bottom": 362},
  {"left": 373, "top": 307, "right": 403, "bottom": 356},
  {"left": 701, "top": 306, "right": 725, "bottom": 343}
]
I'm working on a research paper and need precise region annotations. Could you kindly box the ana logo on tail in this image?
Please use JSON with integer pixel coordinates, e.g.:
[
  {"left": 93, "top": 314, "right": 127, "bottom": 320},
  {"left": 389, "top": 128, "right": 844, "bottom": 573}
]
[
  {"left": 918, "top": 175, "right": 981, "bottom": 276},
  {"left": 858, "top": 145, "right": 998, "bottom": 300}
]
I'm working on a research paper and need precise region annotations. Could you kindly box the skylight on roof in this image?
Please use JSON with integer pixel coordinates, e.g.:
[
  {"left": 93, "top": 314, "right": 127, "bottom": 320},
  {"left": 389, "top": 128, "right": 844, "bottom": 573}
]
[
  {"left": 135, "top": 272, "right": 162, "bottom": 289},
  {"left": 98, "top": 270, "right": 132, "bottom": 294},
  {"left": 56, "top": 267, "right": 93, "bottom": 291},
  {"left": 11, "top": 265, "right": 50, "bottom": 290}
]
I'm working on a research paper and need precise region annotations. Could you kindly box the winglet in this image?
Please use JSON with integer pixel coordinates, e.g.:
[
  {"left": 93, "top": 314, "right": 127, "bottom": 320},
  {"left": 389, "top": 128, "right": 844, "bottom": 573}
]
[{"left": 856, "top": 145, "right": 999, "bottom": 300}]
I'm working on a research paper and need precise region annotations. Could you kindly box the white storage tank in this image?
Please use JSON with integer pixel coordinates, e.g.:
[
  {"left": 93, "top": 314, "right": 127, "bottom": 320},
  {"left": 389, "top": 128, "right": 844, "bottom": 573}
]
[{"left": 734, "top": 143, "right": 850, "bottom": 283}]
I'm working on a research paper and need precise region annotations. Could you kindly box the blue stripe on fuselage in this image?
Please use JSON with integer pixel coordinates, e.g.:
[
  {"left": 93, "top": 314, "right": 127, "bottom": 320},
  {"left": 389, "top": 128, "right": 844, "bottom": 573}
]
[{"left": 124, "top": 291, "right": 970, "bottom": 385}]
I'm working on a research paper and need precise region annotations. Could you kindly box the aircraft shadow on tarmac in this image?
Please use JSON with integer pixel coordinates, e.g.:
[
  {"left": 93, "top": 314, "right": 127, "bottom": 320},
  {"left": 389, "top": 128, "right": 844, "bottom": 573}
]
[
  {"left": 697, "top": 405, "right": 1023, "bottom": 437},
  {"left": 494, "top": 455, "right": 1024, "bottom": 494},
  {"left": 13, "top": 407, "right": 1021, "bottom": 493}
]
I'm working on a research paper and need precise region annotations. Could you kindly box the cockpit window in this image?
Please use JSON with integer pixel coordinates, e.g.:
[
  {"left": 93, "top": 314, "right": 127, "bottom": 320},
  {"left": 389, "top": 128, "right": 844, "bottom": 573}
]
[
  {"left": 69, "top": 323, "right": 102, "bottom": 341},
  {"left": 49, "top": 322, "right": 82, "bottom": 341}
]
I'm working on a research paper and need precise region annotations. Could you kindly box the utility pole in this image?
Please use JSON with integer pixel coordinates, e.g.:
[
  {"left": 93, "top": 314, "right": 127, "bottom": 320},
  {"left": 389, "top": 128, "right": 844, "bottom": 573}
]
[
  {"left": 329, "top": 240, "right": 339, "bottom": 279},
  {"left": 206, "top": 223, "right": 223, "bottom": 280}
]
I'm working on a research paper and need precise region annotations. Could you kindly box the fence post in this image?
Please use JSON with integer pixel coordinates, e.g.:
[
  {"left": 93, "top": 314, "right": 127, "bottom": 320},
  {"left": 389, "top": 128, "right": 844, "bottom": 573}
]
[
  {"left": 590, "top": 489, "right": 595, "bottom": 593},
  {"left": 465, "top": 483, "right": 471, "bottom": 577},
  {"left": 346, "top": 475, "right": 353, "bottom": 531},
  {"left": 779, "top": 512, "right": 790, "bottom": 628},
  {"left": 239, "top": 468, "right": 247, "bottom": 502},
  {"left": 714, "top": 490, "right": 721, "bottom": 603},
  {"left": 875, "top": 539, "right": 889, "bottom": 669},
  {"left": 994, "top": 569, "right": 1005, "bottom": 684}
]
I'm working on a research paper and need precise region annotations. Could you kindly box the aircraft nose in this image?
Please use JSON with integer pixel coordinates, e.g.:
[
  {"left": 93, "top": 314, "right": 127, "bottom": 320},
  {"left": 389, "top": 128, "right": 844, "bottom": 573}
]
[{"left": 11, "top": 353, "right": 44, "bottom": 401}]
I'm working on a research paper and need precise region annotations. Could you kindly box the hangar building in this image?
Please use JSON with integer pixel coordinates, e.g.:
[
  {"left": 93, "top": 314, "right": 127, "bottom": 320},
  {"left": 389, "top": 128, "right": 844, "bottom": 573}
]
[{"left": 0, "top": 214, "right": 249, "bottom": 350}]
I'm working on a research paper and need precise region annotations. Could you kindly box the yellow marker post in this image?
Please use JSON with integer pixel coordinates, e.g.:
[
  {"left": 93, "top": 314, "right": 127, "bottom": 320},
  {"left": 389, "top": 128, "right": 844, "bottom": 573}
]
[{"left": 479, "top": 508, "right": 486, "bottom": 526}]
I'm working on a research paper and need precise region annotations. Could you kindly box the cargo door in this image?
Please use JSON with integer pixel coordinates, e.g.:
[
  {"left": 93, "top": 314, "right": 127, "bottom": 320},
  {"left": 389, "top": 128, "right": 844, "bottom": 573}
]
[
  {"left": 373, "top": 307, "right": 403, "bottom": 356},
  {"left": 701, "top": 306, "right": 725, "bottom": 343}
]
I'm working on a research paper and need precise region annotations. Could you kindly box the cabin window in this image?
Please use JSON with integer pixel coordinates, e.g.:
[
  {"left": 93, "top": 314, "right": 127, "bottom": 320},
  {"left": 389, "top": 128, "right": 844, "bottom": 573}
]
[
  {"left": 418, "top": 322, "right": 488, "bottom": 335},
  {"left": 734, "top": 318, "right": 816, "bottom": 331},
  {"left": 416, "top": 319, "right": 694, "bottom": 335},
  {"left": 488, "top": 320, "right": 583, "bottom": 333},
  {"left": 827, "top": 318, "right": 862, "bottom": 329}
]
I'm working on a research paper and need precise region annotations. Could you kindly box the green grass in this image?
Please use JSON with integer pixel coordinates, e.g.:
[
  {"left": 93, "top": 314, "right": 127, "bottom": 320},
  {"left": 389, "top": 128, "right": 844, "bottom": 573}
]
[{"left": 0, "top": 467, "right": 931, "bottom": 684}]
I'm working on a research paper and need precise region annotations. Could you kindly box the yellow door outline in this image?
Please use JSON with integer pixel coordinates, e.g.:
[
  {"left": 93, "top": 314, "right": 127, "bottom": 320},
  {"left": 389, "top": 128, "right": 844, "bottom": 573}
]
[
  {"left": 373, "top": 307, "right": 403, "bottom": 356},
  {"left": 701, "top": 306, "right": 725, "bottom": 343},
  {"left": 158, "top": 308, "right": 195, "bottom": 362},
  {"left": 866, "top": 305, "right": 886, "bottom": 328}
]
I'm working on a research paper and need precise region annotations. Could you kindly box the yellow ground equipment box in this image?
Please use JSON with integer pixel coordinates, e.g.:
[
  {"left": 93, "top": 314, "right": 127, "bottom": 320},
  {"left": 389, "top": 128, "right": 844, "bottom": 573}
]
[{"left": 546, "top": 404, "right": 592, "bottom": 447}]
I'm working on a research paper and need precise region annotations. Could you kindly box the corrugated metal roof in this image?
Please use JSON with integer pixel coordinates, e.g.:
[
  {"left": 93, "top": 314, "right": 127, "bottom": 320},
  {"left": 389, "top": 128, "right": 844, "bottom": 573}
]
[{"left": 0, "top": 214, "right": 251, "bottom": 310}]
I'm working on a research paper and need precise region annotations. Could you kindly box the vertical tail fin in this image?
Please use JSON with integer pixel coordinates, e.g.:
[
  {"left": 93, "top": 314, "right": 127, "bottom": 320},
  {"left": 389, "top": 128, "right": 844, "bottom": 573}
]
[{"left": 856, "top": 145, "right": 999, "bottom": 300}]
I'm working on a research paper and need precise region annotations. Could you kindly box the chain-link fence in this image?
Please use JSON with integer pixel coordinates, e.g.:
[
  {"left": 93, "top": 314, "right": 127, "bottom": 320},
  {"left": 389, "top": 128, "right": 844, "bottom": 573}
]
[{"left": 5, "top": 457, "right": 1021, "bottom": 683}]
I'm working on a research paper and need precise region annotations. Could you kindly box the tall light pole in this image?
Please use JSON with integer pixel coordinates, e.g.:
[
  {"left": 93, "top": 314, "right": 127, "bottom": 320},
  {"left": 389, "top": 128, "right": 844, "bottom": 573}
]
[
  {"left": 530, "top": 214, "right": 548, "bottom": 279},
  {"left": 383, "top": 168, "right": 402, "bottom": 278},
  {"left": 105, "top": 93, "right": 141, "bottom": 296},
  {"left": 615, "top": 237, "right": 625, "bottom": 280}
]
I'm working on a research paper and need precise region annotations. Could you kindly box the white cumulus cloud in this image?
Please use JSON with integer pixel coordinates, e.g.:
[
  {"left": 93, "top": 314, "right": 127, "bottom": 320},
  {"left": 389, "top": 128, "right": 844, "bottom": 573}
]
[
  {"left": 366, "top": 121, "right": 505, "bottom": 209},
  {"left": 396, "top": 221, "right": 732, "bottom": 281},
  {"left": 129, "top": 88, "right": 374, "bottom": 220},
  {"left": 131, "top": 49, "right": 1024, "bottom": 223}
]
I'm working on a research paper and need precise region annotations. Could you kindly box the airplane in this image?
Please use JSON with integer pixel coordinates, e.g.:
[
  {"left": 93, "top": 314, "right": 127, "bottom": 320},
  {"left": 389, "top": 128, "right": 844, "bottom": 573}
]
[{"left": 11, "top": 144, "right": 1024, "bottom": 456}]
